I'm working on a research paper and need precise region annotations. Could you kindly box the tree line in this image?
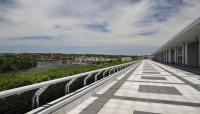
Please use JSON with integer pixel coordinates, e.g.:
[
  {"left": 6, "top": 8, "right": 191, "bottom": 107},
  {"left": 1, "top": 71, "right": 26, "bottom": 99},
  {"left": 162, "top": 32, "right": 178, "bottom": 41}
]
[{"left": 0, "top": 55, "right": 37, "bottom": 72}]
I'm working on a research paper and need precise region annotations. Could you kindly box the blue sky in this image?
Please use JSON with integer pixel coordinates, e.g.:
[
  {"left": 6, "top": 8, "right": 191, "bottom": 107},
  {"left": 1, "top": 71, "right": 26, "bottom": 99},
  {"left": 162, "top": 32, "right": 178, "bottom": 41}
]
[{"left": 0, "top": 0, "right": 200, "bottom": 55}]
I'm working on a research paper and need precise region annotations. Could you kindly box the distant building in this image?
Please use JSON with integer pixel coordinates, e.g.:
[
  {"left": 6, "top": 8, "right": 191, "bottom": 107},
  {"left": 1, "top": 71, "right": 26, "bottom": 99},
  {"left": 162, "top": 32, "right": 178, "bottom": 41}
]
[
  {"left": 121, "top": 57, "right": 132, "bottom": 62},
  {"left": 143, "top": 55, "right": 154, "bottom": 60}
]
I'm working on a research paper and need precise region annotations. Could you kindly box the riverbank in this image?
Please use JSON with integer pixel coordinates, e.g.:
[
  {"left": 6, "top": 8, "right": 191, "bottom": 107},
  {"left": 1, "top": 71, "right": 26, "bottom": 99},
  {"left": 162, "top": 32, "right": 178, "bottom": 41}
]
[
  {"left": 0, "top": 55, "right": 37, "bottom": 72},
  {"left": 1, "top": 61, "right": 86, "bottom": 74},
  {"left": 0, "top": 61, "right": 131, "bottom": 91}
]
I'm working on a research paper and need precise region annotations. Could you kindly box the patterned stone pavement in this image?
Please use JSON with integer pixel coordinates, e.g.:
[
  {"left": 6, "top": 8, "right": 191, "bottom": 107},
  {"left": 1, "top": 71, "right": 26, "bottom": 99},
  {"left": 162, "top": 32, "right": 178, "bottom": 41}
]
[{"left": 67, "top": 60, "right": 200, "bottom": 114}]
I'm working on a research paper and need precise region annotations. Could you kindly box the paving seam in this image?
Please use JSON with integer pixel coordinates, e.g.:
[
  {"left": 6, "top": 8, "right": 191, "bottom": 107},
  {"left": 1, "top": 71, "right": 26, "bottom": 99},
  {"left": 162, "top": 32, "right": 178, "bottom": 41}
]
[
  {"left": 153, "top": 62, "right": 200, "bottom": 92},
  {"left": 79, "top": 62, "right": 141, "bottom": 114},
  {"left": 92, "top": 94, "right": 200, "bottom": 107},
  {"left": 125, "top": 80, "right": 187, "bottom": 85}
]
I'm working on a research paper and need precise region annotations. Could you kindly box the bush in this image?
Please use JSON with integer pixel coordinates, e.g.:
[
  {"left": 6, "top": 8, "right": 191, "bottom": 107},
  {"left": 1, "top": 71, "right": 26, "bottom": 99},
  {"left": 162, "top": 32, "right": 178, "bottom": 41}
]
[
  {"left": 0, "top": 55, "right": 37, "bottom": 72},
  {"left": 0, "top": 59, "right": 138, "bottom": 91}
]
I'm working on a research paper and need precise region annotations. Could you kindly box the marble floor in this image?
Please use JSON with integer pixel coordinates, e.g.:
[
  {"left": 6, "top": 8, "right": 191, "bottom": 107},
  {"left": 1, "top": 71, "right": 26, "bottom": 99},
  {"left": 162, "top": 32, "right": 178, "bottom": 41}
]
[{"left": 67, "top": 60, "right": 200, "bottom": 114}]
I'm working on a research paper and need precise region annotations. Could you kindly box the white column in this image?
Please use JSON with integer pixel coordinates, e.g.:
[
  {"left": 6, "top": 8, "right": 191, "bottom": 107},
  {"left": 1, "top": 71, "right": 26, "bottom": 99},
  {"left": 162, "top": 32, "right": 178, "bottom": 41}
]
[
  {"left": 181, "top": 44, "right": 184, "bottom": 64},
  {"left": 164, "top": 52, "right": 166, "bottom": 62},
  {"left": 185, "top": 43, "right": 188, "bottom": 65},
  {"left": 174, "top": 47, "right": 177, "bottom": 64},
  {"left": 166, "top": 49, "right": 169, "bottom": 63},
  {"left": 163, "top": 52, "right": 165, "bottom": 62},
  {"left": 176, "top": 46, "right": 178, "bottom": 64},
  {"left": 163, "top": 51, "right": 165, "bottom": 62},
  {"left": 168, "top": 49, "right": 171, "bottom": 63},
  {"left": 199, "top": 38, "right": 200, "bottom": 67},
  {"left": 165, "top": 50, "right": 167, "bottom": 62},
  {"left": 165, "top": 50, "right": 168, "bottom": 63}
]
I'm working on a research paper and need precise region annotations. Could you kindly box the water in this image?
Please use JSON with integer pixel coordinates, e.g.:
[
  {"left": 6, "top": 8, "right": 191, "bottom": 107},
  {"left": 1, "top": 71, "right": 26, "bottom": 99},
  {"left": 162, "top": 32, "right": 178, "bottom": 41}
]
[
  {"left": 2, "top": 61, "right": 85, "bottom": 74},
  {"left": 27, "top": 61, "right": 84, "bottom": 72}
]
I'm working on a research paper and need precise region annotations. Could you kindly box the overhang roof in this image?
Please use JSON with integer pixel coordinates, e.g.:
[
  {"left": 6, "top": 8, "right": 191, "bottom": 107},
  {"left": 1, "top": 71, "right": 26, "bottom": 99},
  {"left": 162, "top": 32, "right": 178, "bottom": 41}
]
[{"left": 153, "top": 17, "right": 200, "bottom": 55}]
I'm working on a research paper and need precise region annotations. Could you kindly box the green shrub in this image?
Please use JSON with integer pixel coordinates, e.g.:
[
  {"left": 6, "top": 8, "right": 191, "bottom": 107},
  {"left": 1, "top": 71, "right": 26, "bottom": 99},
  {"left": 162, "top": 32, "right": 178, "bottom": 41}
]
[
  {"left": 0, "top": 55, "right": 37, "bottom": 72},
  {"left": 0, "top": 59, "right": 137, "bottom": 91}
]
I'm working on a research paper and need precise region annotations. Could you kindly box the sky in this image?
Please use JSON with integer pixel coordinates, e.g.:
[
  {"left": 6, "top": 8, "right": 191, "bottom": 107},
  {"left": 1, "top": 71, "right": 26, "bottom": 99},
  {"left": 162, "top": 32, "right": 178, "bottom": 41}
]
[{"left": 0, "top": 0, "right": 200, "bottom": 55}]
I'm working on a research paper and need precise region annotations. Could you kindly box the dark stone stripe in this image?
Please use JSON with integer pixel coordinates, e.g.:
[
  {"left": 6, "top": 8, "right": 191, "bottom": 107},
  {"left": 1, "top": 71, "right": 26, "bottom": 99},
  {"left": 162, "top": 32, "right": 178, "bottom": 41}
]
[
  {"left": 138, "top": 85, "right": 182, "bottom": 95},
  {"left": 79, "top": 62, "right": 140, "bottom": 114},
  {"left": 153, "top": 62, "right": 200, "bottom": 92},
  {"left": 141, "top": 76, "right": 166, "bottom": 80},
  {"left": 134, "top": 111, "right": 160, "bottom": 114},
  {"left": 93, "top": 94, "right": 200, "bottom": 107},
  {"left": 126, "top": 80, "right": 186, "bottom": 85}
]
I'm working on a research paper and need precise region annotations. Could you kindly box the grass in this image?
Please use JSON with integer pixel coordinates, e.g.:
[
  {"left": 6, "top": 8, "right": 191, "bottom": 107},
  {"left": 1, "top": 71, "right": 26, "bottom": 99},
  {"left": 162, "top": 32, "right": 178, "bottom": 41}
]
[{"left": 0, "top": 61, "right": 132, "bottom": 91}]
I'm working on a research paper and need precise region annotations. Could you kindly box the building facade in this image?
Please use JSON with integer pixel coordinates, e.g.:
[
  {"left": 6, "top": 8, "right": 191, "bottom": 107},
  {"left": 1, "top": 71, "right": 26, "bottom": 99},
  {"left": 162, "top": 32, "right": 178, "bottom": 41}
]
[{"left": 153, "top": 17, "right": 200, "bottom": 67}]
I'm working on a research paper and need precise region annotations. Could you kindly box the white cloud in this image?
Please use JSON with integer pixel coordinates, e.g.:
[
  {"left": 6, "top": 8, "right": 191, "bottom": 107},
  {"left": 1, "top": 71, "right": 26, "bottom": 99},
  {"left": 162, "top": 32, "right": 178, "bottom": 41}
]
[{"left": 0, "top": 0, "right": 200, "bottom": 54}]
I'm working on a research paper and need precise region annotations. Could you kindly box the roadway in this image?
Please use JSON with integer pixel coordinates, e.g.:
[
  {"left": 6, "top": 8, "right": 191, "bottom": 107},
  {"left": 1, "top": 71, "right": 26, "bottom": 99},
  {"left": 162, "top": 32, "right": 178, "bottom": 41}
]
[{"left": 66, "top": 60, "right": 200, "bottom": 114}]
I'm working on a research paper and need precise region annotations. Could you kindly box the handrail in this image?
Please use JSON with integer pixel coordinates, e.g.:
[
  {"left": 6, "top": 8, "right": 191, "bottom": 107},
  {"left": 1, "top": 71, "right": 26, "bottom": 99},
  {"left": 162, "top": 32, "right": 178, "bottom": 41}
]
[{"left": 0, "top": 61, "right": 137, "bottom": 99}]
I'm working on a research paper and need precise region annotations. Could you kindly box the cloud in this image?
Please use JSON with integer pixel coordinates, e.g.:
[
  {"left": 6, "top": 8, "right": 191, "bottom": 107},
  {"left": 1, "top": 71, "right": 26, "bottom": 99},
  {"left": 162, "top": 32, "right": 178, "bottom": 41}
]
[
  {"left": 147, "top": 0, "right": 185, "bottom": 22},
  {"left": 0, "top": 16, "right": 11, "bottom": 24},
  {"left": 138, "top": 31, "right": 157, "bottom": 36},
  {"left": 9, "top": 35, "right": 61, "bottom": 41},
  {"left": 0, "top": 0, "right": 19, "bottom": 8},
  {"left": 84, "top": 23, "right": 110, "bottom": 33},
  {"left": 0, "top": 0, "right": 200, "bottom": 54}
]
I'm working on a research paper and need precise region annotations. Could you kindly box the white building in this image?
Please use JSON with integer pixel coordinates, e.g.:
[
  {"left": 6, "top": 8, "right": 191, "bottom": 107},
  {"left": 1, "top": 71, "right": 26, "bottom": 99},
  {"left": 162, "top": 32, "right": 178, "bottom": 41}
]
[
  {"left": 153, "top": 17, "right": 200, "bottom": 67},
  {"left": 121, "top": 57, "right": 132, "bottom": 62}
]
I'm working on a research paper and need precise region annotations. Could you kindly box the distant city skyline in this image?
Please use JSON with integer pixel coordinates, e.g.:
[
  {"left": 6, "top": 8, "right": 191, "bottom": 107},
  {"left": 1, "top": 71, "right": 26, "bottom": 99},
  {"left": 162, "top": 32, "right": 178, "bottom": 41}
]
[{"left": 0, "top": 0, "right": 200, "bottom": 55}]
